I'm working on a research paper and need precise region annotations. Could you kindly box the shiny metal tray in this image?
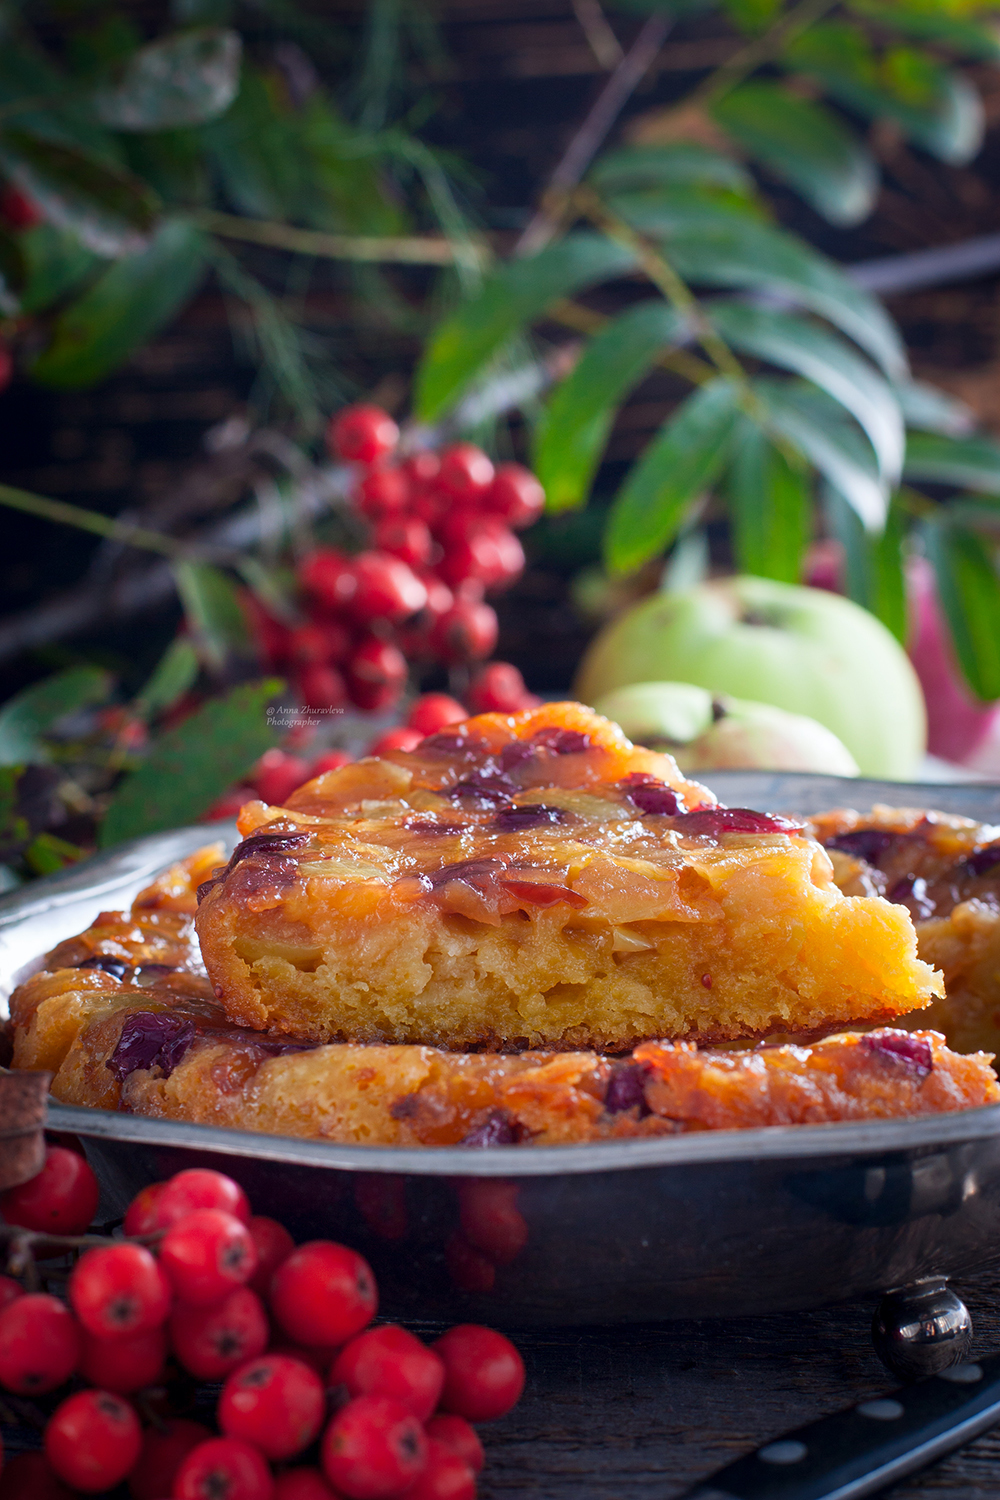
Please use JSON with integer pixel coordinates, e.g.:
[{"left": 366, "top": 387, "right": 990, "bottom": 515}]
[{"left": 3, "top": 772, "right": 1000, "bottom": 1327}]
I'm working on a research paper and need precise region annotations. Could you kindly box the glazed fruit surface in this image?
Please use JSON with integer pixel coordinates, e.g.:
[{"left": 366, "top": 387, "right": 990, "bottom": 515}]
[{"left": 195, "top": 703, "right": 940, "bottom": 1051}]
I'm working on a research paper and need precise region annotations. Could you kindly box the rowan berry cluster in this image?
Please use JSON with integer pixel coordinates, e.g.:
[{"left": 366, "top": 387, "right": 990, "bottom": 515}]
[
  {"left": 0, "top": 1148, "right": 525, "bottom": 1499},
  {"left": 244, "top": 403, "right": 544, "bottom": 721}
]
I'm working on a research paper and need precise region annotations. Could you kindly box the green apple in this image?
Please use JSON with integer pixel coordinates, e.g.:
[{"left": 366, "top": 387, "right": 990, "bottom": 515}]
[
  {"left": 575, "top": 576, "right": 926, "bottom": 778},
  {"left": 593, "top": 681, "right": 860, "bottom": 775}
]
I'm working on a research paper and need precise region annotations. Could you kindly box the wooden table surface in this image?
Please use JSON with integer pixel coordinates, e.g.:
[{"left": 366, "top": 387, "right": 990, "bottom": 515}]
[{"left": 475, "top": 1264, "right": 1000, "bottom": 1500}]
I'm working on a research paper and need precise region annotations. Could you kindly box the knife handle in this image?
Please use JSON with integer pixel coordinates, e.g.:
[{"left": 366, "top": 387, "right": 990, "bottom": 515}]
[{"left": 679, "top": 1354, "right": 1000, "bottom": 1500}]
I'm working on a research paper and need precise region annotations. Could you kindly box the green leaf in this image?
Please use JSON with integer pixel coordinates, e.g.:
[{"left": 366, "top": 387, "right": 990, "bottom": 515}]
[
  {"left": 848, "top": 2, "right": 1000, "bottom": 63},
  {"left": 607, "top": 185, "right": 766, "bottom": 237},
  {"left": 923, "top": 520, "right": 1000, "bottom": 701},
  {"left": 589, "top": 143, "right": 754, "bottom": 196},
  {"left": 173, "top": 562, "right": 250, "bottom": 671},
  {"left": 725, "top": 420, "right": 809, "bottom": 584},
  {"left": 200, "top": 65, "right": 307, "bottom": 221},
  {"left": 904, "top": 433, "right": 1000, "bottom": 495},
  {"left": 533, "top": 301, "right": 687, "bottom": 513},
  {"left": 825, "top": 485, "right": 907, "bottom": 642},
  {"left": 754, "top": 378, "right": 888, "bottom": 531},
  {"left": 99, "top": 678, "right": 282, "bottom": 847},
  {"left": 893, "top": 379, "right": 973, "bottom": 437},
  {"left": 662, "top": 220, "right": 907, "bottom": 379},
  {"left": 0, "top": 666, "right": 110, "bottom": 766},
  {"left": 23, "top": 832, "right": 82, "bottom": 876},
  {"left": 133, "top": 636, "right": 200, "bottom": 720},
  {"left": 0, "top": 130, "right": 159, "bottom": 257},
  {"left": 604, "top": 377, "right": 741, "bottom": 576},
  {"left": 30, "top": 217, "right": 207, "bottom": 388},
  {"left": 17, "top": 223, "right": 97, "bottom": 315},
  {"left": 712, "top": 82, "right": 877, "bottom": 226},
  {"left": 93, "top": 28, "right": 242, "bottom": 131},
  {"left": 708, "top": 300, "right": 904, "bottom": 486},
  {"left": 414, "top": 234, "right": 637, "bottom": 421}
]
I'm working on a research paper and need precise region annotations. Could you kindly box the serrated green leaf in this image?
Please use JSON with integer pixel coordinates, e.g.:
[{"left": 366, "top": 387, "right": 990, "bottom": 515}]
[
  {"left": 848, "top": 2, "right": 1000, "bottom": 63},
  {"left": 30, "top": 217, "right": 207, "bottom": 388},
  {"left": 174, "top": 562, "right": 251, "bottom": 671},
  {"left": 904, "top": 432, "right": 1000, "bottom": 494},
  {"left": 589, "top": 143, "right": 754, "bottom": 196},
  {"left": 533, "top": 301, "right": 686, "bottom": 513},
  {"left": 99, "top": 678, "right": 282, "bottom": 847},
  {"left": 93, "top": 28, "right": 241, "bottom": 131},
  {"left": 134, "top": 636, "right": 200, "bottom": 720},
  {"left": 754, "top": 378, "right": 888, "bottom": 531},
  {"left": 893, "top": 379, "right": 973, "bottom": 437},
  {"left": 604, "top": 378, "right": 741, "bottom": 576},
  {"left": 0, "top": 666, "right": 110, "bottom": 765},
  {"left": 712, "top": 82, "right": 877, "bottom": 226},
  {"left": 923, "top": 520, "right": 1000, "bottom": 701},
  {"left": 725, "top": 420, "right": 809, "bottom": 584},
  {"left": 0, "top": 130, "right": 159, "bottom": 257},
  {"left": 415, "top": 234, "right": 637, "bottom": 421},
  {"left": 662, "top": 219, "right": 907, "bottom": 379},
  {"left": 824, "top": 484, "right": 907, "bottom": 642},
  {"left": 708, "top": 300, "right": 904, "bottom": 486},
  {"left": 17, "top": 223, "right": 97, "bottom": 315}
]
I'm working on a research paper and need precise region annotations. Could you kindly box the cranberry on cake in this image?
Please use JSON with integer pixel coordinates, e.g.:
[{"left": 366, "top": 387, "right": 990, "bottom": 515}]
[{"left": 194, "top": 703, "right": 940, "bottom": 1052}]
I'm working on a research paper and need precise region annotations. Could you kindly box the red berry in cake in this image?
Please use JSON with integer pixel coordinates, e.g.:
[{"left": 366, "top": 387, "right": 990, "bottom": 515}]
[
  {"left": 173, "top": 1436, "right": 274, "bottom": 1500},
  {"left": 69, "top": 1244, "right": 170, "bottom": 1338},
  {"left": 407, "top": 694, "right": 467, "bottom": 736},
  {"left": 45, "top": 1389, "right": 142, "bottom": 1494},
  {"left": 170, "top": 1286, "right": 269, "bottom": 1380},
  {"left": 483, "top": 463, "right": 545, "bottom": 529},
  {"left": 0, "top": 1293, "right": 79, "bottom": 1394},
  {"left": 152, "top": 1170, "right": 251, "bottom": 1229},
  {"left": 425, "top": 1415, "right": 484, "bottom": 1473},
  {"left": 248, "top": 1215, "right": 295, "bottom": 1296},
  {"left": 128, "top": 1418, "right": 212, "bottom": 1500},
  {"left": 220, "top": 1353, "right": 326, "bottom": 1460},
  {"left": 300, "top": 548, "right": 359, "bottom": 613},
  {"left": 434, "top": 1325, "right": 525, "bottom": 1421},
  {"left": 160, "top": 1208, "right": 258, "bottom": 1305},
  {"left": 331, "top": 1324, "right": 445, "bottom": 1421},
  {"left": 350, "top": 552, "right": 427, "bottom": 624},
  {"left": 328, "top": 404, "right": 399, "bottom": 466},
  {"left": 270, "top": 1241, "right": 377, "bottom": 1347},
  {"left": 438, "top": 444, "right": 494, "bottom": 502},
  {"left": 322, "top": 1395, "right": 427, "bottom": 1500},
  {"left": 430, "top": 600, "right": 498, "bottom": 663},
  {"left": 0, "top": 1145, "right": 99, "bottom": 1235},
  {"left": 79, "top": 1324, "right": 167, "bottom": 1394}
]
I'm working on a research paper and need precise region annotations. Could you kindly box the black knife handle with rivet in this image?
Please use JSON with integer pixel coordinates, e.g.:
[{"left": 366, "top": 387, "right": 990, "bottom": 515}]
[{"left": 677, "top": 1355, "right": 1000, "bottom": 1500}]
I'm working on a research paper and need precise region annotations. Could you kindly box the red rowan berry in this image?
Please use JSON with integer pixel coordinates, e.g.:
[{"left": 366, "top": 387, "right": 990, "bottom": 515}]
[
  {"left": 356, "top": 467, "right": 409, "bottom": 520},
  {"left": 300, "top": 663, "right": 348, "bottom": 713},
  {"left": 430, "top": 601, "right": 498, "bottom": 663},
  {"left": 300, "top": 548, "right": 358, "bottom": 613},
  {"left": 80, "top": 1323, "right": 167, "bottom": 1394},
  {"left": 402, "top": 451, "right": 440, "bottom": 487},
  {"left": 347, "top": 638, "right": 408, "bottom": 714},
  {"left": 350, "top": 553, "right": 427, "bottom": 624},
  {"left": 0, "top": 185, "right": 42, "bottom": 229},
  {"left": 309, "top": 749, "right": 351, "bottom": 777},
  {"left": 0, "top": 1451, "right": 76, "bottom": 1500},
  {"left": 241, "top": 593, "right": 293, "bottom": 668},
  {"left": 425, "top": 1415, "right": 484, "bottom": 1473},
  {"left": 173, "top": 1436, "right": 274, "bottom": 1500},
  {"left": 369, "top": 727, "right": 422, "bottom": 756},
  {"left": 374, "top": 515, "right": 434, "bottom": 571},
  {"left": 270, "top": 1241, "right": 377, "bottom": 1347},
  {"left": 160, "top": 1208, "right": 257, "bottom": 1306},
  {"left": 403, "top": 1442, "right": 476, "bottom": 1500},
  {"left": 248, "top": 1215, "right": 295, "bottom": 1296},
  {"left": 0, "top": 1145, "right": 99, "bottom": 1235},
  {"left": 45, "top": 1389, "right": 142, "bottom": 1494},
  {"left": 457, "top": 1180, "right": 528, "bottom": 1265},
  {"left": 128, "top": 1418, "right": 212, "bottom": 1500},
  {"left": 438, "top": 444, "right": 494, "bottom": 502},
  {"left": 152, "top": 1169, "right": 251, "bottom": 1229},
  {"left": 252, "top": 749, "right": 311, "bottom": 807},
  {"left": 328, "top": 404, "right": 398, "bottom": 466},
  {"left": 434, "top": 1325, "right": 524, "bottom": 1422},
  {"left": 170, "top": 1285, "right": 268, "bottom": 1380},
  {"left": 0, "top": 1293, "right": 79, "bottom": 1394},
  {"left": 322, "top": 1395, "right": 426, "bottom": 1500},
  {"left": 0, "top": 1274, "right": 23, "bottom": 1312},
  {"left": 467, "top": 662, "right": 536, "bottom": 715},
  {"left": 483, "top": 464, "right": 545, "bottom": 529},
  {"left": 220, "top": 1353, "right": 325, "bottom": 1461},
  {"left": 274, "top": 1469, "right": 339, "bottom": 1500},
  {"left": 69, "top": 1243, "right": 170, "bottom": 1337},
  {"left": 331, "top": 1324, "right": 444, "bottom": 1422},
  {"left": 407, "top": 694, "right": 467, "bottom": 737},
  {"left": 123, "top": 1180, "right": 167, "bottom": 1237}
]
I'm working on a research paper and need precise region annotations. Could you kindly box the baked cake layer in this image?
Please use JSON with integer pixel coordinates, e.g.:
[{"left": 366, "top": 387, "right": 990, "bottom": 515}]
[
  {"left": 811, "top": 805, "right": 1000, "bottom": 1057},
  {"left": 195, "top": 703, "right": 940, "bottom": 1051}
]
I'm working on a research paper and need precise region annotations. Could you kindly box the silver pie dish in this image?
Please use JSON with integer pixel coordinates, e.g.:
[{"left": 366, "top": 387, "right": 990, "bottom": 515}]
[{"left": 3, "top": 771, "right": 1000, "bottom": 1327}]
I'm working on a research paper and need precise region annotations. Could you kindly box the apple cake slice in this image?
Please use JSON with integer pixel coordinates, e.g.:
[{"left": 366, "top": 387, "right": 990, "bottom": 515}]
[
  {"left": 195, "top": 702, "right": 941, "bottom": 1052},
  {"left": 811, "top": 805, "right": 1000, "bottom": 1058}
]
